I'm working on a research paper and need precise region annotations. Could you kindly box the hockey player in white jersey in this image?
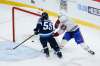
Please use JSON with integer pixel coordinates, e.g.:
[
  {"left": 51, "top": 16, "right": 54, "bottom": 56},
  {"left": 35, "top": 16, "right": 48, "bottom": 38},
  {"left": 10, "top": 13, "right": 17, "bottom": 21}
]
[
  {"left": 53, "top": 2, "right": 95, "bottom": 55},
  {"left": 54, "top": 11, "right": 95, "bottom": 55}
]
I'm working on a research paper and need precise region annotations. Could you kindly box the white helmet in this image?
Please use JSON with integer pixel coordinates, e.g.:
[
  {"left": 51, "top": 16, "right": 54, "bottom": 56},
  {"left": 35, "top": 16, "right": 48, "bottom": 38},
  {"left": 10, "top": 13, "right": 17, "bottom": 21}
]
[{"left": 59, "top": 12, "right": 68, "bottom": 23}]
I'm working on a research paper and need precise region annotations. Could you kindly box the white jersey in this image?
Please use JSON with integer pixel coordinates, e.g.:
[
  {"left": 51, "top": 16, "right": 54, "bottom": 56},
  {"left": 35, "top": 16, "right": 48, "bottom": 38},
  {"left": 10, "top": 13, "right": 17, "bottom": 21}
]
[
  {"left": 60, "top": 16, "right": 78, "bottom": 32},
  {"left": 56, "top": 14, "right": 79, "bottom": 35}
]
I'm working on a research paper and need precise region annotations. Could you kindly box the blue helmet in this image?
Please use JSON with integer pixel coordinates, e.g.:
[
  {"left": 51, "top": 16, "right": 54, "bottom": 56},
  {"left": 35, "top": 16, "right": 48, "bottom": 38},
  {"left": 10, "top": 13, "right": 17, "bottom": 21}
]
[{"left": 41, "top": 12, "right": 48, "bottom": 20}]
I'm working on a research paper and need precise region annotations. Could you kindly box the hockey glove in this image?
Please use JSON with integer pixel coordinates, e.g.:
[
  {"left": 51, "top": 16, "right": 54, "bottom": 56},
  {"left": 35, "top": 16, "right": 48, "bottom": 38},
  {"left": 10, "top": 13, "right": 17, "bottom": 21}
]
[
  {"left": 34, "top": 29, "right": 39, "bottom": 35},
  {"left": 53, "top": 32, "right": 59, "bottom": 37},
  {"left": 34, "top": 31, "right": 39, "bottom": 35}
]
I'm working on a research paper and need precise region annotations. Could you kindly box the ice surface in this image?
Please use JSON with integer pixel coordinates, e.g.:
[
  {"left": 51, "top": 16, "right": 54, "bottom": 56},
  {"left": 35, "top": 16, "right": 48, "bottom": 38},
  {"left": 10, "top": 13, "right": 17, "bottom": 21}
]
[
  {"left": 0, "top": 27, "right": 100, "bottom": 66},
  {"left": 0, "top": 41, "right": 42, "bottom": 61},
  {"left": 0, "top": 0, "right": 100, "bottom": 66}
]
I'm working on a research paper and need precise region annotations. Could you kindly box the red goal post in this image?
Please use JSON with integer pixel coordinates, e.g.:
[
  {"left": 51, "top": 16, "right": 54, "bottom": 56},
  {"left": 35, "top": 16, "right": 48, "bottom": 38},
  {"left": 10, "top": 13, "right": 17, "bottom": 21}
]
[{"left": 12, "top": 7, "right": 41, "bottom": 42}]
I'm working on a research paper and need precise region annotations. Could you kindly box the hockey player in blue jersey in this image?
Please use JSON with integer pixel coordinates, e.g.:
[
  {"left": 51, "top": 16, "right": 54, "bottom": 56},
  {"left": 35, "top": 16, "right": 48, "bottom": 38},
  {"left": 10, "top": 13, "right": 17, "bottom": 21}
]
[{"left": 34, "top": 12, "right": 62, "bottom": 58}]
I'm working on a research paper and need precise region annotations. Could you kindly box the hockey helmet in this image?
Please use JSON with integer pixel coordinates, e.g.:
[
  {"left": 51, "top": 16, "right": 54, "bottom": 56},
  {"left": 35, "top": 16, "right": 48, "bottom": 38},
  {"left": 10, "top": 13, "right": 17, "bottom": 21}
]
[{"left": 41, "top": 12, "right": 48, "bottom": 19}]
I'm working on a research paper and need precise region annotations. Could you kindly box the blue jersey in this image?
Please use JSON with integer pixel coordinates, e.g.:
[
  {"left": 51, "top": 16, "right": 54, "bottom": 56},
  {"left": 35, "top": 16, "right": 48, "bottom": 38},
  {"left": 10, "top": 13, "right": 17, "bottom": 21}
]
[{"left": 35, "top": 18, "right": 53, "bottom": 37}]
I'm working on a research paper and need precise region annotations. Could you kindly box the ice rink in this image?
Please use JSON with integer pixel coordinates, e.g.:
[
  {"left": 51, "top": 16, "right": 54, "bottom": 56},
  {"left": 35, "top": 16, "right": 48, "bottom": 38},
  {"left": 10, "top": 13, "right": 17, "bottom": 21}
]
[{"left": 0, "top": 0, "right": 100, "bottom": 66}]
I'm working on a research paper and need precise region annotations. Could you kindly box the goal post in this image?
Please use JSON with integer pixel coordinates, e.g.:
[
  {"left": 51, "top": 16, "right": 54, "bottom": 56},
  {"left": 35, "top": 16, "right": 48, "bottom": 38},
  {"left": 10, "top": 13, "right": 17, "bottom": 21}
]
[{"left": 12, "top": 7, "right": 41, "bottom": 42}]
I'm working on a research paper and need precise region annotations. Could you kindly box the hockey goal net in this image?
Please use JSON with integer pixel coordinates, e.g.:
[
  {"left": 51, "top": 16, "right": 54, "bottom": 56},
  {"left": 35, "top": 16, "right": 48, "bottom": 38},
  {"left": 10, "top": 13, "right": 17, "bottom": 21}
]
[{"left": 12, "top": 7, "right": 41, "bottom": 43}]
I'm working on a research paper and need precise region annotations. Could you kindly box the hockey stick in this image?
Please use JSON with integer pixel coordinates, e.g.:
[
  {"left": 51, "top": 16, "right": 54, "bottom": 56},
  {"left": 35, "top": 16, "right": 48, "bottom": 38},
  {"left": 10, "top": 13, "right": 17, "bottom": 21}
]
[{"left": 13, "top": 34, "right": 35, "bottom": 50}]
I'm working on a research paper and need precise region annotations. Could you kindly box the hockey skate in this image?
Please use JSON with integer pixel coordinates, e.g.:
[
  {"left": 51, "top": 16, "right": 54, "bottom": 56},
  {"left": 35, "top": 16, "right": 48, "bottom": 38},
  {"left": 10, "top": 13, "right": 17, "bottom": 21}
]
[
  {"left": 56, "top": 51, "right": 63, "bottom": 58},
  {"left": 80, "top": 44, "right": 95, "bottom": 55},
  {"left": 43, "top": 47, "right": 50, "bottom": 57},
  {"left": 88, "top": 50, "right": 95, "bottom": 55},
  {"left": 45, "top": 53, "right": 50, "bottom": 57}
]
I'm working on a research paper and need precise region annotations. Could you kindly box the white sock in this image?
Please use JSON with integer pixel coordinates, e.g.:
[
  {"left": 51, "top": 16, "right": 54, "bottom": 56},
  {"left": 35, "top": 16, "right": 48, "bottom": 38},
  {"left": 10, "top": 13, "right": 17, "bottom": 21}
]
[{"left": 80, "top": 43, "right": 91, "bottom": 51}]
